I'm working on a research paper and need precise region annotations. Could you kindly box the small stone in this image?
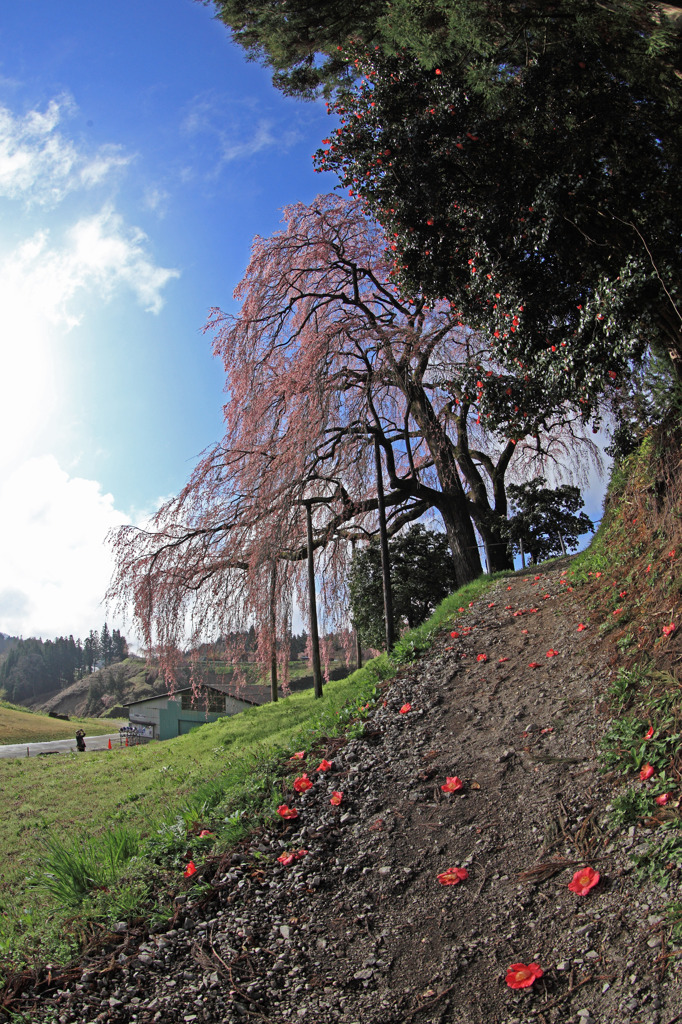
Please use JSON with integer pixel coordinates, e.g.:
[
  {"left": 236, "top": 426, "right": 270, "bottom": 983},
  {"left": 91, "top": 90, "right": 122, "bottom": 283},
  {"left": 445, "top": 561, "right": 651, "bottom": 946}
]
[{"left": 280, "top": 925, "right": 291, "bottom": 940}]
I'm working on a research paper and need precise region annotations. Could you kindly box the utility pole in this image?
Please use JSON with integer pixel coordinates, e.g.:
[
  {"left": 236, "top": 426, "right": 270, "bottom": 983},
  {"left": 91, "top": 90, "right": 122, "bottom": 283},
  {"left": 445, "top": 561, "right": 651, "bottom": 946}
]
[
  {"left": 373, "top": 436, "right": 395, "bottom": 652},
  {"left": 304, "top": 501, "right": 324, "bottom": 698}
]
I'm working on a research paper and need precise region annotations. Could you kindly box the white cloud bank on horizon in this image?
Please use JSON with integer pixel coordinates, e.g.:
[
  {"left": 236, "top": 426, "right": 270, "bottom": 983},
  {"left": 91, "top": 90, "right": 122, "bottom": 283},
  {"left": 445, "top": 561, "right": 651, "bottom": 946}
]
[
  {"left": 0, "top": 455, "right": 131, "bottom": 642},
  {"left": 0, "top": 95, "right": 181, "bottom": 644}
]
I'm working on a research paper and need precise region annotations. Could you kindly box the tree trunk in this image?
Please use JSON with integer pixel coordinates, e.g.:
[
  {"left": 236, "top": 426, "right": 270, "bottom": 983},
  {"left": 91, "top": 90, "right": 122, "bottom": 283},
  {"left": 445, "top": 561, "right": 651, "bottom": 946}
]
[
  {"left": 269, "top": 563, "right": 278, "bottom": 703},
  {"left": 438, "top": 499, "right": 483, "bottom": 586},
  {"left": 476, "top": 519, "right": 514, "bottom": 573}
]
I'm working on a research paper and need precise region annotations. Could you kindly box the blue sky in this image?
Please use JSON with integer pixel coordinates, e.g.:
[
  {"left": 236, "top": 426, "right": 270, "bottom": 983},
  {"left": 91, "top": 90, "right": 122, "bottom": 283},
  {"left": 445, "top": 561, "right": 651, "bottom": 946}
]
[
  {"left": 0, "top": 0, "right": 607, "bottom": 645},
  {"left": 0, "top": 0, "right": 340, "bottom": 642}
]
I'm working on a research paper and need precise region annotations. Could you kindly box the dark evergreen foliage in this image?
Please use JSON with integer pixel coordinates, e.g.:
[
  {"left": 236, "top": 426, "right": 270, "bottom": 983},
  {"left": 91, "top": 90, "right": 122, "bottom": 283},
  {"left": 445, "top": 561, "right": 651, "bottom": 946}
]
[
  {"left": 349, "top": 524, "right": 458, "bottom": 649},
  {"left": 504, "top": 477, "right": 593, "bottom": 564}
]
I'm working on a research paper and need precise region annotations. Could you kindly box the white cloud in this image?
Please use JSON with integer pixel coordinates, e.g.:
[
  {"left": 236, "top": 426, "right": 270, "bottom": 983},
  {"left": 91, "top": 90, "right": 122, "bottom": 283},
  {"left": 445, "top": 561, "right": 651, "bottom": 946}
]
[
  {"left": 181, "top": 92, "right": 302, "bottom": 175},
  {"left": 0, "top": 95, "right": 131, "bottom": 206},
  {"left": 0, "top": 208, "right": 179, "bottom": 472},
  {"left": 143, "top": 185, "right": 171, "bottom": 215},
  {"left": 0, "top": 456, "right": 130, "bottom": 641}
]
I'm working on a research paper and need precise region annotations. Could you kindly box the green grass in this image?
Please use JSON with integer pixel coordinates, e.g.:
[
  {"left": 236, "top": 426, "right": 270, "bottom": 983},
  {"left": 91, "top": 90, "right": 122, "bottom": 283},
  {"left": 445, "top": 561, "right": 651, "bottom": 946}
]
[
  {"left": 0, "top": 571, "right": 503, "bottom": 974},
  {"left": 0, "top": 703, "right": 124, "bottom": 744}
]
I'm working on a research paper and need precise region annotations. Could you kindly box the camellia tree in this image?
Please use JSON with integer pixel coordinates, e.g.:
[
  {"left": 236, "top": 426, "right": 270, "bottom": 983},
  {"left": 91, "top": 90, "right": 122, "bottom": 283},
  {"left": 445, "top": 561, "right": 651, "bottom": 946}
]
[
  {"left": 315, "top": 39, "right": 682, "bottom": 403},
  {"left": 108, "top": 196, "right": 600, "bottom": 674}
]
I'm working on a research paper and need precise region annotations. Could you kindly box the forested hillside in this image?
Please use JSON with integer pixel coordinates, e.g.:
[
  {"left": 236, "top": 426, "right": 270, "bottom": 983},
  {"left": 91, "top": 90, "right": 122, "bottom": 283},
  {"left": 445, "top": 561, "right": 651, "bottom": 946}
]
[{"left": 0, "top": 624, "right": 128, "bottom": 706}]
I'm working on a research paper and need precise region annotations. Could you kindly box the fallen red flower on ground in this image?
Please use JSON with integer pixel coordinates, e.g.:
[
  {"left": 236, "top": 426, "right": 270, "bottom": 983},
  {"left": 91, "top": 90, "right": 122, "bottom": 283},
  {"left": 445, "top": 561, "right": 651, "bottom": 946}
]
[
  {"left": 640, "top": 763, "right": 655, "bottom": 781},
  {"left": 662, "top": 623, "right": 676, "bottom": 637},
  {"left": 528, "top": 661, "right": 541, "bottom": 668},
  {"left": 277, "top": 848, "right": 308, "bottom": 866},
  {"left": 546, "top": 649, "right": 559, "bottom": 658},
  {"left": 505, "top": 963, "right": 543, "bottom": 989},
  {"left": 655, "top": 793, "right": 672, "bottom": 806},
  {"left": 277, "top": 804, "right": 299, "bottom": 819},
  {"left": 399, "top": 703, "right": 412, "bottom": 714},
  {"left": 450, "top": 631, "right": 459, "bottom": 638},
  {"left": 568, "top": 866, "right": 600, "bottom": 895},
  {"left": 441, "top": 776, "right": 463, "bottom": 793},
  {"left": 645, "top": 726, "right": 654, "bottom": 740},
  {"left": 316, "top": 759, "right": 332, "bottom": 772},
  {"left": 289, "top": 751, "right": 305, "bottom": 760},
  {"left": 184, "top": 861, "right": 197, "bottom": 878},
  {"left": 293, "top": 774, "right": 313, "bottom": 793},
  {"left": 330, "top": 791, "right": 343, "bottom": 806},
  {"left": 476, "top": 653, "right": 488, "bottom": 662},
  {"left": 198, "top": 830, "right": 213, "bottom": 838},
  {"left": 437, "top": 866, "right": 468, "bottom": 885},
  {"left": 577, "top": 623, "right": 587, "bottom": 631},
  {"left": 499, "top": 657, "right": 509, "bottom": 663}
]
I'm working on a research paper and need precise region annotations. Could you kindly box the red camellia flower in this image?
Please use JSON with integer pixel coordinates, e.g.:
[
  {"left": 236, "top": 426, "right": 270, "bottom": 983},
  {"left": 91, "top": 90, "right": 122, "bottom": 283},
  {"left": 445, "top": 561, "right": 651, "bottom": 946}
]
[
  {"left": 293, "top": 774, "right": 313, "bottom": 793},
  {"left": 640, "top": 763, "right": 655, "bottom": 781},
  {"left": 528, "top": 661, "right": 541, "bottom": 669},
  {"left": 662, "top": 623, "right": 676, "bottom": 637},
  {"left": 499, "top": 656, "right": 509, "bottom": 663},
  {"left": 330, "top": 791, "right": 343, "bottom": 806},
  {"left": 184, "top": 861, "right": 197, "bottom": 878},
  {"left": 277, "top": 848, "right": 308, "bottom": 866},
  {"left": 568, "top": 866, "right": 600, "bottom": 895},
  {"left": 277, "top": 804, "right": 299, "bottom": 819},
  {"left": 577, "top": 623, "right": 587, "bottom": 631},
  {"left": 400, "top": 703, "right": 412, "bottom": 714},
  {"left": 437, "top": 866, "right": 469, "bottom": 885},
  {"left": 198, "top": 830, "right": 213, "bottom": 838},
  {"left": 645, "top": 725, "right": 654, "bottom": 740},
  {"left": 317, "top": 759, "right": 332, "bottom": 772},
  {"left": 290, "top": 751, "right": 305, "bottom": 760},
  {"left": 476, "top": 653, "right": 488, "bottom": 663},
  {"left": 450, "top": 630, "right": 460, "bottom": 638},
  {"left": 458, "top": 606, "right": 465, "bottom": 612},
  {"left": 655, "top": 793, "right": 672, "bottom": 806},
  {"left": 505, "top": 963, "right": 543, "bottom": 989},
  {"left": 441, "top": 776, "right": 464, "bottom": 793},
  {"left": 546, "top": 649, "right": 559, "bottom": 658}
]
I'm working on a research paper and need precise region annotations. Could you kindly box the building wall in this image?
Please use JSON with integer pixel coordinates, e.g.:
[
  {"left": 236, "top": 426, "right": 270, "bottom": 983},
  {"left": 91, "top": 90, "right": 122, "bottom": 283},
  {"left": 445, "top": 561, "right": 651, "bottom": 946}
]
[{"left": 157, "top": 697, "right": 252, "bottom": 741}]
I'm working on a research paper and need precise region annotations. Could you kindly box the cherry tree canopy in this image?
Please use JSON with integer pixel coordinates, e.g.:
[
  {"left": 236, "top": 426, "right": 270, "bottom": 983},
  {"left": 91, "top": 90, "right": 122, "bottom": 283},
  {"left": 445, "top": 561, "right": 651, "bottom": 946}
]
[{"left": 108, "top": 195, "right": 599, "bottom": 664}]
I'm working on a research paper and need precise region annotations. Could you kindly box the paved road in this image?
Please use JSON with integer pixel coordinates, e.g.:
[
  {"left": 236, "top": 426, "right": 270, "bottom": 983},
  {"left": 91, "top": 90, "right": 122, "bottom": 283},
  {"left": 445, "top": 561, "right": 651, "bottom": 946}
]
[{"left": 0, "top": 734, "right": 127, "bottom": 760}]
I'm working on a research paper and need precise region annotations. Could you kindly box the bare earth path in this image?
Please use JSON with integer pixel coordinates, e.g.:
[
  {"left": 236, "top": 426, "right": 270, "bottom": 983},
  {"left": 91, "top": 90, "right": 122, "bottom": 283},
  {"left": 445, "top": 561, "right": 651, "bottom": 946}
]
[{"left": 19, "top": 565, "right": 682, "bottom": 1024}]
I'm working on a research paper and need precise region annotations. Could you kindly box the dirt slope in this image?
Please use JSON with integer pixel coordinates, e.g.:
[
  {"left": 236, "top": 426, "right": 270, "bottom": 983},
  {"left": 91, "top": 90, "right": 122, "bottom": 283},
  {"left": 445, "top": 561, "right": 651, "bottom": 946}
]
[{"left": 18, "top": 564, "right": 681, "bottom": 1024}]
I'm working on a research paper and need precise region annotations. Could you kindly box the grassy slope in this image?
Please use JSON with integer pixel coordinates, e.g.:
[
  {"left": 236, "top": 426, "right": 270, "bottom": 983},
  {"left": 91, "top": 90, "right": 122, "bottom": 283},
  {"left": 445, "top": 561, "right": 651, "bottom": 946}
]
[
  {"left": 0, "top": 574, "right": 495, "bottom": 970},
  {"left": 0, "top": 704, "right": 123, "bottom": 744}
]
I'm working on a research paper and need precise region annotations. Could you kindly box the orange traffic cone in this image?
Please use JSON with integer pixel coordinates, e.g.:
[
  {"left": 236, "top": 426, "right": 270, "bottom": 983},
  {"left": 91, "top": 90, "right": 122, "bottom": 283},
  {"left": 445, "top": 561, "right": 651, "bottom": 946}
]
[{"left": 108, "top": 738, "right": 112, "bottom": 750}]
